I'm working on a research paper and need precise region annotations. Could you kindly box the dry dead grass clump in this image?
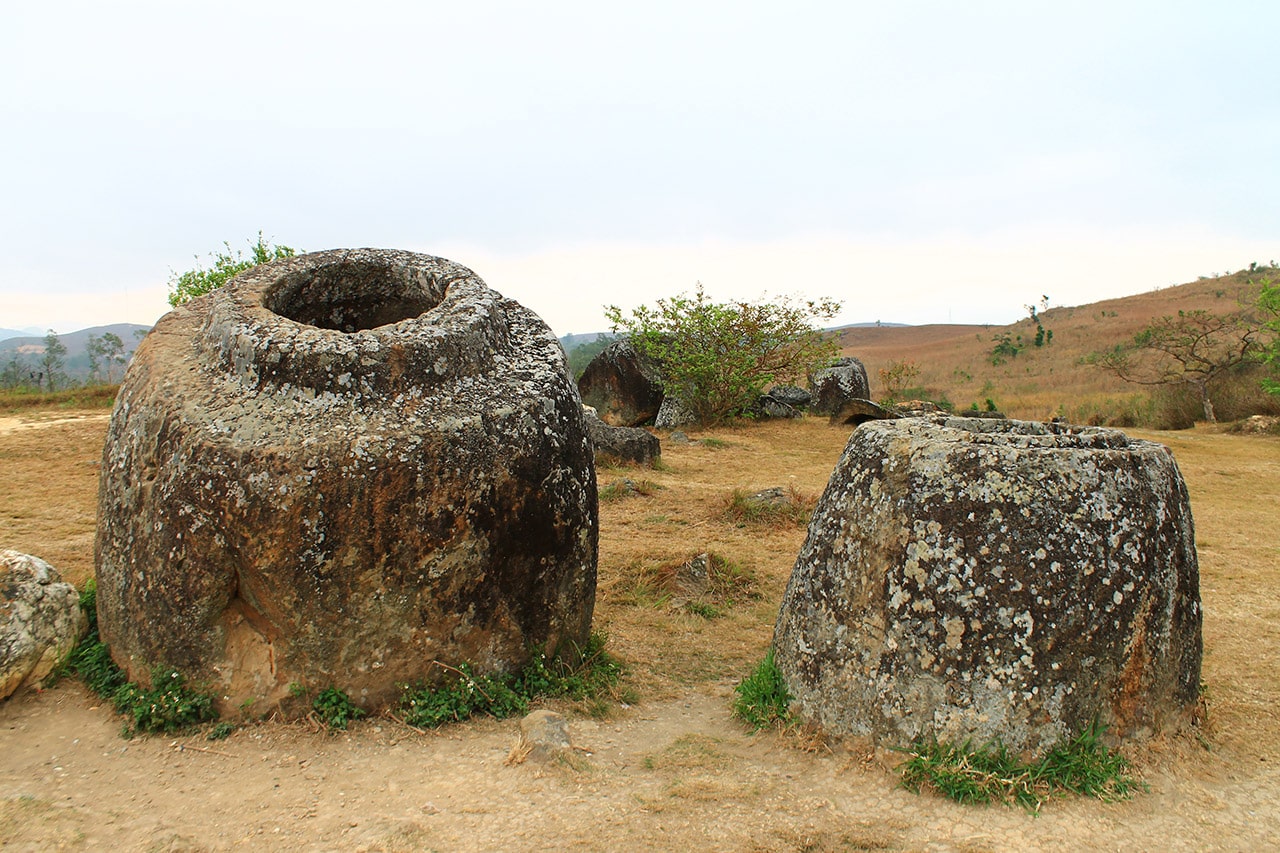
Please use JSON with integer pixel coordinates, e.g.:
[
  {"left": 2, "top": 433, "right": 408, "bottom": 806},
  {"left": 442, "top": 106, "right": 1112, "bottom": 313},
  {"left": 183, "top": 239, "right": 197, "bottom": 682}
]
[
  {"left": 719, "top": 484, "right": 819, "bottom": 528},
  {"left": 611, "top": 551, "right": 760, "bottom": 618}
]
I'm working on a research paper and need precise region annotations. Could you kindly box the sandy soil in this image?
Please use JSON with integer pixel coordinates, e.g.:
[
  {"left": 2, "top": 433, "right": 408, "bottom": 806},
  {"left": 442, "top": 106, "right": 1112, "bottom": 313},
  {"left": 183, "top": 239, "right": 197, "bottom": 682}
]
[{"left": 2, "top": 414, "right": 1278, "bottom": 851}]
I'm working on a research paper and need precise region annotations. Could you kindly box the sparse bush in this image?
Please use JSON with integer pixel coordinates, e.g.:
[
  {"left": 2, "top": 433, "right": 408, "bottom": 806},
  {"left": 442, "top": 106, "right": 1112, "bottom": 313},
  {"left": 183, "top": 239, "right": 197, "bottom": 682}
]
[
  {"left": 168, "top": 232, "right": 297, "bottom": 307},
  {"left": 599, "top": 478, "right": 664, "bottom": 502},
  {"left": 613, "top": 552, "right": 759, "bottom": 615}
]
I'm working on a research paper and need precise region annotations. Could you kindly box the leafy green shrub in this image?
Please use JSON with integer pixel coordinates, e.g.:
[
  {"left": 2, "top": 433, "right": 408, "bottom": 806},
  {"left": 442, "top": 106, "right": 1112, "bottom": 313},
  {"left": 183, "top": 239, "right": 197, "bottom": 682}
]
[
  {"left": 311, "top": 687, "right": 367, "bottom": 730},
  {"left": 733, "top": 649, "right": 793, "bottom": 731},
  {"left": 398, "top": 633, "right": 624, "bottom": 728},
  {"left": 606, "top": 284, "right": 841, "bottom": 425},
  {"left": 898, "top": 723, "right": 1144, "bottom": 812},
  {"left": 113, "top": 668, "right": 217, "bottom": 735},
  {"left": 168, "top": 232, "right": 297, "bottom": 306}
]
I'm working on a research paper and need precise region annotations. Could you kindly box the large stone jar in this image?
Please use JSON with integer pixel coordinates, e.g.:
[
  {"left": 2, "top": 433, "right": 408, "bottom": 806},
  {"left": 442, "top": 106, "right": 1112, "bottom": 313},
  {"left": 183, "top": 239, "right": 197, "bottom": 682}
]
[
  {"left": 774, "top": 416, "right": 1202, "bottom": 755},
  {"left": 95, "top": 249, "right": 598, "bottom": 715}
]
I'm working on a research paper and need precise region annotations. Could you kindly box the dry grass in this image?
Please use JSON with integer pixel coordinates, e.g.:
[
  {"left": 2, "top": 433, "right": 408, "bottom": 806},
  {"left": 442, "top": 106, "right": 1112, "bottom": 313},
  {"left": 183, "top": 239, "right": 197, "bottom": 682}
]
[
  {"left": 0, "top": 413, "right": 107, "bottom": 585},
  {"left": 842, "top": 270, "right": 1278, "bottom": 423}
]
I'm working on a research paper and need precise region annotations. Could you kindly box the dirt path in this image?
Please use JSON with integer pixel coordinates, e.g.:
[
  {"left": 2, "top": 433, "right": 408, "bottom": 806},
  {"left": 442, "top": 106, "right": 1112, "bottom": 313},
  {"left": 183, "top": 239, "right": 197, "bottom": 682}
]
[
  {"left": 3, "top": 416, "right": 1279, "bottom": 850},
  {"left": 3, "top": 680, "right": 1277, "bottom": 851}
]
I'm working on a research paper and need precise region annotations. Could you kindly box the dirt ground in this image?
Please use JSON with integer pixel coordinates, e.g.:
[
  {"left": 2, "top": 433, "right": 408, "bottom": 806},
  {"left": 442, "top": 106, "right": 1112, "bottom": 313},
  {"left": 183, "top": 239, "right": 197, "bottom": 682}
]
[{"left": 2, "top": 412, "right": 1278, "bottom": 851}]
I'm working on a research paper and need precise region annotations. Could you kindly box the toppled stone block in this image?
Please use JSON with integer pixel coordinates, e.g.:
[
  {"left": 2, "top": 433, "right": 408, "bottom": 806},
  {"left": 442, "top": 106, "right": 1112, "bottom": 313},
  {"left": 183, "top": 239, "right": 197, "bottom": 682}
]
[
  {"left": 95, "top": 249, "right": 598, "bottom": 716},
  {"left": 1, "top": 550, "right": 86, "bottom": 700},
  {"left": 774, "top": 416, "right": 1202, "bottom": 756}
]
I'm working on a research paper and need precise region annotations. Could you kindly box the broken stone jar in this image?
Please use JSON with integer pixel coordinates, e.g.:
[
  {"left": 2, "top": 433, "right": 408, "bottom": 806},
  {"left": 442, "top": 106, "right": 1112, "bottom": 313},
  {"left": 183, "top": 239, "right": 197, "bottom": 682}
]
[
  {"left": 95, "top": 249, "right": 598, "bottom": 716},
  {"left": 774, "top": 416, "right": 1202, "bottom": 756}
]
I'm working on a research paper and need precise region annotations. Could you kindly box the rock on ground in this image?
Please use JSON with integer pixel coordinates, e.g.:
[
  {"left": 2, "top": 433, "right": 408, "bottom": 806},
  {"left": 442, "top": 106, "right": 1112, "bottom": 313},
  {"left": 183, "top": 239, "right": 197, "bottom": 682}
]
[
  {"left": 577, "top": 341, "right": 664, "bottom": 427},
  {"left": 95, "top": 249, "right": 598, "bottom": 717},
  {"left": 774, "top": 416, "right": 1202, "bottom": 756},
  {"left": 809, "top": 357, "right": 870, "bottom": 416},
  {"left": 1, "top": 550, "right": 85, "bottom": 700},
  {"left": 584, "top": 413, "right": 661, "bottom": 467}
]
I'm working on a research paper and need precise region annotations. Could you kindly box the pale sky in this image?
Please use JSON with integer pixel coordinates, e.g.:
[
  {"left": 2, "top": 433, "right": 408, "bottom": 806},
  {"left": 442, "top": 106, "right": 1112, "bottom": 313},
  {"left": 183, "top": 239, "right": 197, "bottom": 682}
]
[{"left": 3, "top": 1, "right": 1277, "bottom": 336}]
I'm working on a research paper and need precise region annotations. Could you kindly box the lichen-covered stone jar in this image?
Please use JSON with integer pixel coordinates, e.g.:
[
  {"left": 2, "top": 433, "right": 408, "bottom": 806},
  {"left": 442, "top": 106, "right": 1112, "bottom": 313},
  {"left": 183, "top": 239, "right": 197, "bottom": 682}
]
[
  {"left": 774, "top": 416, "right": 1202, "bottom": 755},
  {"left": 95, "top": 249, "right": 598, "bottom": 715}
]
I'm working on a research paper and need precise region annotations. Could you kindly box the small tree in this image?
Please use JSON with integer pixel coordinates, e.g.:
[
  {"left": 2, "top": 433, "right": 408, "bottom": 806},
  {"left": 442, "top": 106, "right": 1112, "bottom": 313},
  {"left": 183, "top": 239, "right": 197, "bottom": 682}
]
[
  {"left": 85, "top": 334, "right": 103, "bottom": 382},
  {"left": 605, "top": 285, "right": 842, "bottom": 425},
  {"left": 40, "top": 330, "right": 68, "bottom": 392},
  {"left": 1097, "top": 309, "right": 1264, "bottom": 423},
  {"left": 98, "top": 332, "right": 126, "bottom": 382},
  {"left": 168, "top": 232, "right": 298, "bottom": 306},
  {"left": 878, "top": 359, "right": 920, "bottom": 405}
]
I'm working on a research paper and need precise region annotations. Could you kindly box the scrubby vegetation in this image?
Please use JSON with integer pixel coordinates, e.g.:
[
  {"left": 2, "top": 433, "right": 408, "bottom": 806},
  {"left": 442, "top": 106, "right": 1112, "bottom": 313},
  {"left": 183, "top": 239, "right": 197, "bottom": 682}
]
[
  {"left": 397, "top": 633, "right": 625, "bottom": 728},
  {"left": 898, "top": 723, "right": 1144, "bottom": 813},
  {"left": 63, "top": 581, "right": 218, "bottom": 736}
]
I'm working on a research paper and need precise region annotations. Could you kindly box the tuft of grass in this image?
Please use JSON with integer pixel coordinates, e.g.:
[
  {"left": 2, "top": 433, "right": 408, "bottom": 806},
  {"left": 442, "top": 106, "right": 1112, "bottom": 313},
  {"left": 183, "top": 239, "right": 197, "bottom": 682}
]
[
  {"left": 398, "top": 632, "right": 625, "bottom": 729},
  {"left": 897, "top": 722, "right": 1145, "bottom": 813},
  {"left": 64, "top": 579, "right": 217, "bottom": 736},
  {"left": 207, "top": 721, "right": 236, "bottom": 741},
  {"left": 720, "top": 485, "right": 817, "bottom": 528},
  {"left": 698, "top": 437, "right": 732, "bottom": 449},
  {"left": 311, "top": 686, "right": 366, "bottom": 730},
  {"left": 613, "top": 552, "right": 759, "bottom": 615},
  {"left": 599, "top": 478, "right": 665, "bottom": 502},
  {"left": 732, "top": 649, "right": 793, "bottom": 731}
]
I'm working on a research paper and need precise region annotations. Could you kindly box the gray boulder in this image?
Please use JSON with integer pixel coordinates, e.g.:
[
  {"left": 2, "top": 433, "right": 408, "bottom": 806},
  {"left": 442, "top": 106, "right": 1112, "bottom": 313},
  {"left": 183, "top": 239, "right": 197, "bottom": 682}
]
[
  {"left": 577, "top": 341, "right": 664, "bottom": 427},
  {"left": 810, "top": 357, "right": 870, "bottom": 415},
  {"left": 755, "top": 395, "right": 802, "bottom": 420},
  {"left": 768, "top": 386, "right": 812, "bottom": 408},
  {"left": 95, "top": 249, "right": 598, "bottom": 717},
  {"left": 584, "top": 413, "right": 661, "bottom": 467},
  {"left": 654, "top": 396, "right": 698, "bottom": 429},
  {"left": 1, "top": 551, "right": 86, "bottom": 700},
  {"left": 774, "top": 416, "right": 1202, "bottom": 756}
]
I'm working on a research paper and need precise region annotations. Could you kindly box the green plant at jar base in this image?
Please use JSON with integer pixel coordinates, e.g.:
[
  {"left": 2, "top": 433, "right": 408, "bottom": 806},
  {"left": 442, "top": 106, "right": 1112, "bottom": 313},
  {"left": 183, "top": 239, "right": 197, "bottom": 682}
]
[
  {"left": 312, "top": 687, "right": 367, "bottom": 730},
  {"left": 897, "top": 722, "right": 1145, "bottom": 813},
  {"left": 62, "top": 579, "right": 218, "bottom": 736},
  {"left": 398, "top": 632, "right": 625, "bottom": 729},
  {"left": 732, "top": 648, "right": 793, "bottom": 731}
]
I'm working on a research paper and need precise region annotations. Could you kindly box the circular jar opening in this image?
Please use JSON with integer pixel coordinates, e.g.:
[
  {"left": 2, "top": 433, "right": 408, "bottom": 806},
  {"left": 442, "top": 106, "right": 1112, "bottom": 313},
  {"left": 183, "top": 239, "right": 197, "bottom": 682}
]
[{"left": 265, "top": 260, "right": 446, "bottom": 332}]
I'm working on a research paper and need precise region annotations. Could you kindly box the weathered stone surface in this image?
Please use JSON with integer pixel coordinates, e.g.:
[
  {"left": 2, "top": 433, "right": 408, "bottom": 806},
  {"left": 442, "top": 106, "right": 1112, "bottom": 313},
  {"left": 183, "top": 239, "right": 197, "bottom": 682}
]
[
  {"left": 830, "top": 398, "right": 898, "bottom": 426},
  {"left": 95, "top": 249, "right": 598, "bottom": 716},
  {"left": 774, "top": 416, "right": 1202, "bottom": 756},
  {"left": 654, "top": 396, "right": 697, "bottom": 429},
  {"left": 768, "top": 386, "right": 812, "bottom": 408},
  {"left": 810, "top": 357, "right": 870, "bottom": 415},
  {"left": 1, "top": 550, "right": 86, "bottom": 700},
  {"left": 584, "top": 413, "right": 661, "bottom": 467},
  {"left": 516, "top": 709, "right": 572, "bottom": 761},
  {"left": 577, "top": 341, "right": 664, "bottom": 427},
  {"left": 754, "top": 395, "right": 802, "bottom": 420}
]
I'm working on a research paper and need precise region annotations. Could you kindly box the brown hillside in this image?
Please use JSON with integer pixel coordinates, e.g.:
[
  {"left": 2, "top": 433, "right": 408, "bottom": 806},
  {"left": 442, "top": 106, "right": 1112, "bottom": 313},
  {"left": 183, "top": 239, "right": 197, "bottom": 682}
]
[{"left": 839, "top": 268, "right": 1278, "bottom": 424}]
